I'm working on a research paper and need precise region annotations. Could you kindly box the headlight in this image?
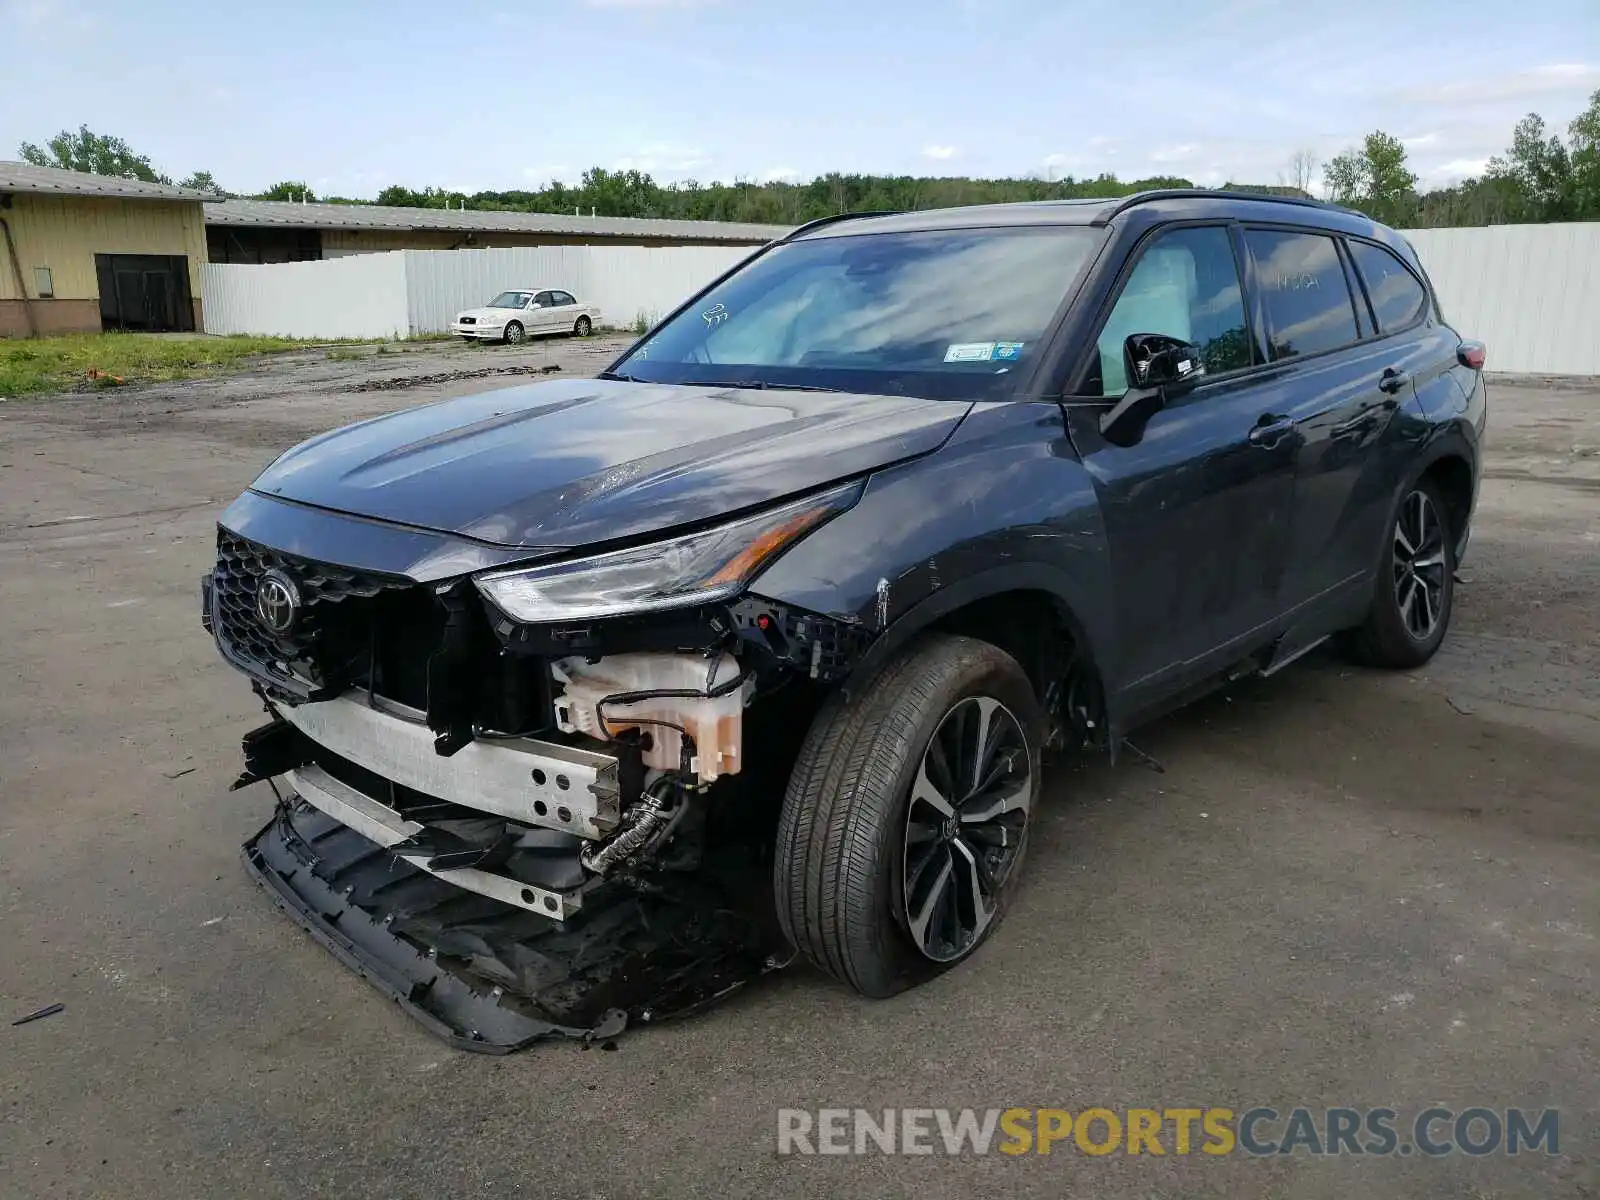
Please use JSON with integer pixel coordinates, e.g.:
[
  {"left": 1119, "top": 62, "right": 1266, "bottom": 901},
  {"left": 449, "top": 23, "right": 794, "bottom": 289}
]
[{"left": 474, "top": 483, "right": 860, "bottom": 623}]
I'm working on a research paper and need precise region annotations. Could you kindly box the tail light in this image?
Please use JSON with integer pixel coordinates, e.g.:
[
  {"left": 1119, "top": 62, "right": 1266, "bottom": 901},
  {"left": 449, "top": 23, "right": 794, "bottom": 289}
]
[{"left": 1457, "top": 341, "right": 1486, "bottom": 370}]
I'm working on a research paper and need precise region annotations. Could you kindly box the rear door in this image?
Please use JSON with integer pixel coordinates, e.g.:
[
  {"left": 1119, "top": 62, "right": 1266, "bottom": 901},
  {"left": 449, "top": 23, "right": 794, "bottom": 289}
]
[
  {"left": 1065, "top": 223, "right": 1298, "bottom": 701},
  {"left": 547, "top": 290, "right": 579, "bottom": 331},
  {"left": 1241, "top": 228, "right": 1439, "bottom": 612}
]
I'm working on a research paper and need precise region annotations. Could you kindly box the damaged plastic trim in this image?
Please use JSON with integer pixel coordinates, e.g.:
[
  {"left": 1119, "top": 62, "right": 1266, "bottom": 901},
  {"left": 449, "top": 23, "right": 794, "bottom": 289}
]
[{"left": 243, "top": 803, "right": 626, "bottom": 1054}]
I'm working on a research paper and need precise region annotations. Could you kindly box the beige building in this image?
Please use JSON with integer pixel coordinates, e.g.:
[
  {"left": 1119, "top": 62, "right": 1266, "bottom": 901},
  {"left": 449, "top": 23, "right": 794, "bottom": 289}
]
[
  {"left": 0, "top": 161, "right": 209, "bottom": 337},
  {"left": 205, "top": 199, "right": 789, "bottom": 262}
]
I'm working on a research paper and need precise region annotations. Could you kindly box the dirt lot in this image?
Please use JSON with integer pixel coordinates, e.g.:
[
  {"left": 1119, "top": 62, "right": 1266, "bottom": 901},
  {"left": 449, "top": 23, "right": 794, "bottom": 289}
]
[{"left": 1, "top": 338, "right": 1595, "bottom": 1199}]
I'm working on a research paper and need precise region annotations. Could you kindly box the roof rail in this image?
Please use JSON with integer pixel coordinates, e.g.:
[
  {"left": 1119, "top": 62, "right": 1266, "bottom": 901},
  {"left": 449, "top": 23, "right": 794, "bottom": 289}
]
[
  {"left": 1091, "top": 189, "right": 1365, "bottom": 225},
  {"left": 779, "top": 209, "right": 902, "bottom": 241}
]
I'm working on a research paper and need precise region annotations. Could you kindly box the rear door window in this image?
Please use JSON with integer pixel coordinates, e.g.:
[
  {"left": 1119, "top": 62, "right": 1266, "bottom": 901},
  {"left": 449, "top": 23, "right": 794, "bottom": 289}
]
[
  {"left": 1091, "top": 225, "right": 1252, "bottom": 395},
  {"left": 1244, "top": 229, "right": 1360, "bottom": 360},
  {"left": 1348, "top": 241, "right": 1428, "bottom": 334}
]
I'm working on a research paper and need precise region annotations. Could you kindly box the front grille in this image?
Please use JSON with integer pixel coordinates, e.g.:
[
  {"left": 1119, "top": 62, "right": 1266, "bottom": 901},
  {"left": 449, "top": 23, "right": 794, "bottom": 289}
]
[
  {"left": 212, "top": 530, "right": 417, "bottom": 697},
  {"left": 458, "top": 316, "right": 476, "bottom": 324},
  {"left": 210, "top": 529, "right": 554, "bottom": 730}
]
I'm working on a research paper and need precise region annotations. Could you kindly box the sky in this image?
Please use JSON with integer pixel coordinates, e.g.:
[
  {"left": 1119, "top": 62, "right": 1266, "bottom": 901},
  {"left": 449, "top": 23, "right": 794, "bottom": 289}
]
[{"left": 2, "top": 0, "right": 1596, "bottom": 198}]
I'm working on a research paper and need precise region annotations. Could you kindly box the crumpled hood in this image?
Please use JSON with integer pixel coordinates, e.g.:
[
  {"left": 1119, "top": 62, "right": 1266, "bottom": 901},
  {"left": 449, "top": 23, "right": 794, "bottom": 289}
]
[{"left": 249, "top": 378, "right": 971, "bottom": 549}]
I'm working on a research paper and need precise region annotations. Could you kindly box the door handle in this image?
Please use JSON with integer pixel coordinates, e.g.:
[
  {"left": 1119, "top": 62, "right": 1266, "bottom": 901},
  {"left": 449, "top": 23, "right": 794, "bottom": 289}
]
[
  {"left": 1378, "top": 367, "right": 1410, "bottom": 394},
  {"left": 1248, "top": 415, "right": 1296, "bottom": 449}
]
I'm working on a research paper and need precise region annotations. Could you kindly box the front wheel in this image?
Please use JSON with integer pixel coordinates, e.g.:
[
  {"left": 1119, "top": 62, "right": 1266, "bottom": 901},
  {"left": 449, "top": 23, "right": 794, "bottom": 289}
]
[
  {"left": 503, "top": 321, "right": 526, "bottom": 345},
  {"left": 1345, "top": 478, "right": 1455, "bottom": 668},
  {"left": 774, "top": 635, "right": 1041, "bottom": 997},
  {"left": 573, "top": 315, "right": 592, "bottom": 337}
]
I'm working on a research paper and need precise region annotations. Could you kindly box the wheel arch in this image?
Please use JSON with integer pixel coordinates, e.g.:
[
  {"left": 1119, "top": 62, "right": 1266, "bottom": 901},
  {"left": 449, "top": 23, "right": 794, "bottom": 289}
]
[
  {"left": 1404, "top": 426, "right": 1478, "bottom": 557},
  {"left": 840, "top": 566, "right": 1112, "bottom": 734}
]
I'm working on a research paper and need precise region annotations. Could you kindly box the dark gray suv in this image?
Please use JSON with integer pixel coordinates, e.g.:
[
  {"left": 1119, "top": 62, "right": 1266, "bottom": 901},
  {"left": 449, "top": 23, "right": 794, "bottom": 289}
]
[{"left": 206, "top": 190, "right": 1486, "bottom": 1049}]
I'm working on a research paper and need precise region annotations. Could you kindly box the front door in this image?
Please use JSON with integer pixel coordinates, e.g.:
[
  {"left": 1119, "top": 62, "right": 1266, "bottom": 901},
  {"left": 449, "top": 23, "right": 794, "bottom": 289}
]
[
  {"left": 1065, "top": 223, "right": 1298, "bottom": 704},
  {"left": 530, "top": 290, "right": 559, "bottom": 333}
]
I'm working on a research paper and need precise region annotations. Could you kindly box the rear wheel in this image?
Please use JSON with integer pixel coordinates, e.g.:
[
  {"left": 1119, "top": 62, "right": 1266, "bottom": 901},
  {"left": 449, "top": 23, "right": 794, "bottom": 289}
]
[
  {"left": 774, "top": 635, "right": 1041, "bottom": 997},
  {"left": 504, "top": 321, "right": 526, "bottom": 345},
  {"left": 573, "top": 315, "right": 592, "bottom": 337},
  {"left": 1346, "top": 478, "right": 1455, "bottom": 667}
]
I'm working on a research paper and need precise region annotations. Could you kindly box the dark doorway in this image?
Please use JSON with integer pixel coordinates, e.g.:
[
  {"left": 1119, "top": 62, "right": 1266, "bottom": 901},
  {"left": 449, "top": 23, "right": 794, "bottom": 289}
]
[{"left": 95, "top": 254, "right": 195, "bottom": 332}]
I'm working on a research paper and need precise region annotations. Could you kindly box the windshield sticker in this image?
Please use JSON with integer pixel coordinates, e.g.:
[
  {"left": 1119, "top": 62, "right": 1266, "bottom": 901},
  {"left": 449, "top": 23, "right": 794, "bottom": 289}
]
[
  {"left": 944, "top": 342, "right": 996, "bottom": 363},
  {"left": 993, "top": 342, "right": 1025, "bottom": 361},
  {"left": 702, "top": 302, "right": 730, "bottom": 328}
]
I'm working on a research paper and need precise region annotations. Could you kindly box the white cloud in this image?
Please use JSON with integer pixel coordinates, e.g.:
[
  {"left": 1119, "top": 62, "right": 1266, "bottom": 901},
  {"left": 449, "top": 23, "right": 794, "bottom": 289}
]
[
  {"left": 612, "top": 143, "right": 710, "bottom": 174},
  {"left": 4, "top": 0, "right": 56, "bottom": 25},
  {"left": 1148, "top": 143, "right": 1199, "bottom": 163},
  {"left": 759, "top": 166, "right": 800, "bottom": 183},
  {"left": 1396, "top": 62, "right": 1600, "bottom": 106},
  {"left": 1423, "top": 157, "right": 1492, "bottom": 184},
  {"left": 1401, "top": 132, "right": 1441, "bottom": 148},
  {"left": 921, "top": 144, "right": 958, "bottom": 161},
  {"left": 584, "top": 0, "right": 719, "bottom": 7},
  {"left": 522, "top": 164, "right": 578, "bottom": 185},
  {"left": 5, "top": 0, "right": 95, "bottom": 32}
]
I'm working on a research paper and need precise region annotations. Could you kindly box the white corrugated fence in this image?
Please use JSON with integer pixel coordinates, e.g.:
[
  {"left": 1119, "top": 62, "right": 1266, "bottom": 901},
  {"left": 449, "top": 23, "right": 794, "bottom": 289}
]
[
  {"left": 1401, "top": 223, "right": 1600, "bottom": 376},
  {"left": 403, "top": 245, "right": 752, "bottom": 335},
  {"left": 200, "top": 253, "right": 410, "bottom": 341},
  {"left": 200, "top": 225, "right": 1600, "bottom": 376},
  {"left": 202, "top": 244, "right": 753, "bottom": 342}
]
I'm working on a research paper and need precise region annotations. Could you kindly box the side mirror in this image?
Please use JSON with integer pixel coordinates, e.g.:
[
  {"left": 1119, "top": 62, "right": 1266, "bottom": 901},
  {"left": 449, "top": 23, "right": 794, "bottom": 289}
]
[
  {"left": 1099, "top": 333, "right": 1204, "bottom": 445},
  {"left": 1125, "top": 332, "right": 1204, "bottom": 391}
]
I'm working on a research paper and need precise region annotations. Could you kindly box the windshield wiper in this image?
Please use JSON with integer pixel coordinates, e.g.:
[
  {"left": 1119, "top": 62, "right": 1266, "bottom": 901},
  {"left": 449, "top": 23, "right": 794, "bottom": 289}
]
[
  {"left": 720, "top": 379, "right": 846, "bottom": 393},
  {"left": 598, "top": 371, "right": 644, "bottom": 382}
]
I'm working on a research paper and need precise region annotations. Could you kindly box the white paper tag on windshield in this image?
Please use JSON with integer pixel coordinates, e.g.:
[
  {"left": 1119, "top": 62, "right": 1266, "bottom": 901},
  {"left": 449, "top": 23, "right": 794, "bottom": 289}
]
[{"left": 944, "top": 342, "right": 996, "bottom": 363}]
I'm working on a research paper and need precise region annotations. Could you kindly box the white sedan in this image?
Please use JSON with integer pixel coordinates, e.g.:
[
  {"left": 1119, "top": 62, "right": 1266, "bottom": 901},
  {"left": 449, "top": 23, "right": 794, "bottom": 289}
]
[{"left": 451, "top": 288, "right": 600, "bottom": 344}]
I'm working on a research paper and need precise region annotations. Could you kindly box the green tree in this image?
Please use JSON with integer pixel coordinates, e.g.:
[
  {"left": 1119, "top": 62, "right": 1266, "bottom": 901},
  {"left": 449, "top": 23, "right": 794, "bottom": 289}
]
[
  {"left": 1486, "top": 113, "right": 1574, "bottom": 220},
  {"left": 17, "top": 125, "right": 169, "bottom": 183},
  {"left": 1324, "top": 131, "right": 1417, "bottom": 225},
  {"left": 1566, "top": 88, "right": 1600, "bottom": 218},
  {"left": 178, "top": 170, "right": 225, "bottom": 195},
  {"left": 255, "top": 181, "right": 317, "bottom": 202}
]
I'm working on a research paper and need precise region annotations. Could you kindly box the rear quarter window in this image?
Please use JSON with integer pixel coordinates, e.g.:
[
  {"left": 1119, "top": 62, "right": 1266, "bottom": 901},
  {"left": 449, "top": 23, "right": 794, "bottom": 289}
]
[
  {"left": 1244, "top": 228, "right": 1360, "bottom": 360},
  {"left": 1348, "top": 240, "right": 1428, "bottom": 333}
]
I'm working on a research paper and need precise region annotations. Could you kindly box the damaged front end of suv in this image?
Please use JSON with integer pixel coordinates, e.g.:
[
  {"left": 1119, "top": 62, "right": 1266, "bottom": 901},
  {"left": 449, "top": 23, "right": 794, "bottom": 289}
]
[{"left": 207, "top": 474, "right": 885, "bottom": 1051}]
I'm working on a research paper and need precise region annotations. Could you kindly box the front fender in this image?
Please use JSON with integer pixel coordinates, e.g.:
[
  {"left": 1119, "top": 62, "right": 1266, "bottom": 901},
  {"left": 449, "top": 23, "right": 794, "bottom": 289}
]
[{"left": 748, "top": 401, "right": 1118, "bottom": 690}]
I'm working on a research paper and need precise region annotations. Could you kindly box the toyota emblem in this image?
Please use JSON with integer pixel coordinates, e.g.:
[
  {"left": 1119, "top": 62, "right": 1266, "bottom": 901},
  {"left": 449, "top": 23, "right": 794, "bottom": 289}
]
[{"left": 255, "top": 569, "right": 301, "bottom": 636}]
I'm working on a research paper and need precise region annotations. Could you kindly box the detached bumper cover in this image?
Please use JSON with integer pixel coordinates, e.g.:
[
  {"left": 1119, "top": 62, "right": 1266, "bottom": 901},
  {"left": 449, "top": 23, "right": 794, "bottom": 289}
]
[{"left": 243, "top": 798, "right": 776, "bottom": 1052}]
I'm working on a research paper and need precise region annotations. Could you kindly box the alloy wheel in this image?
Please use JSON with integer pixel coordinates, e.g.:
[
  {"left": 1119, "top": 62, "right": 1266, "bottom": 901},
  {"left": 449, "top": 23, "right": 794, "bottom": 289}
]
[
  {"left": 1393, "top": 489, "right": 1447, "bottom": 641},
  {"left": 902, "top": 695, "right": 1032, "bottom": 963},
  {"left": 505, "top": 322, "right": 526, "bottom": 345}
]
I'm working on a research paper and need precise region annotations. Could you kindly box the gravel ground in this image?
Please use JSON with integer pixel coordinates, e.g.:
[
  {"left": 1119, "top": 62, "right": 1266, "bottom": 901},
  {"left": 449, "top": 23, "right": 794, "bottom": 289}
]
[{"left": 0, "top": 340, "right": 1595, "bottom": 1199}]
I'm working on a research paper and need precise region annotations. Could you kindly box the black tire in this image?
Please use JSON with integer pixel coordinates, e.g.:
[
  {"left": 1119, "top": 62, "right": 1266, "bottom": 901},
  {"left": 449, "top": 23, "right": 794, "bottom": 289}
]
[
  {"left": 503, "top": 321, "right": 525, "bottom": 345},
  {"left": 573, "top": 315, "right": 592, "bottom": 337},
  {"left": 774, "top": 634, "right": 1042, "bottom": 998},
  {"left": 1345, "top": 477, "right": 1455, "bottom": 668}
]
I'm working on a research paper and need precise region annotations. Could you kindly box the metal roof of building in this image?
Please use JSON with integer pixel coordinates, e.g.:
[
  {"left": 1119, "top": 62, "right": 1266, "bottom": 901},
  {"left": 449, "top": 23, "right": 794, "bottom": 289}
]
[
  {"left": 203, "top": 198, "right": 790, "bottom": 243},
  {"left": 0, "top": 160, "right": 209, "bottom": 201}
]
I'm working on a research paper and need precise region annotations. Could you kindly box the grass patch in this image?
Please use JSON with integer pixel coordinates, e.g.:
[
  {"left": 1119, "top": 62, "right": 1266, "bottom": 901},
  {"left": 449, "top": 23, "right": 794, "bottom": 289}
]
[{"left": 0, "top": 333, "right": 333, "bottom": 397}]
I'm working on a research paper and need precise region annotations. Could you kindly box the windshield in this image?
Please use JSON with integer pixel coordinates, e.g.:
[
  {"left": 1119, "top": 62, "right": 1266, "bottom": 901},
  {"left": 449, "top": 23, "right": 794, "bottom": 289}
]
[
  {"left": 488, "top": 291, "right": 532, "bottom": 309},
  {"left": 613, "top": 226, "right": 1101, "bottom": 400}
]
